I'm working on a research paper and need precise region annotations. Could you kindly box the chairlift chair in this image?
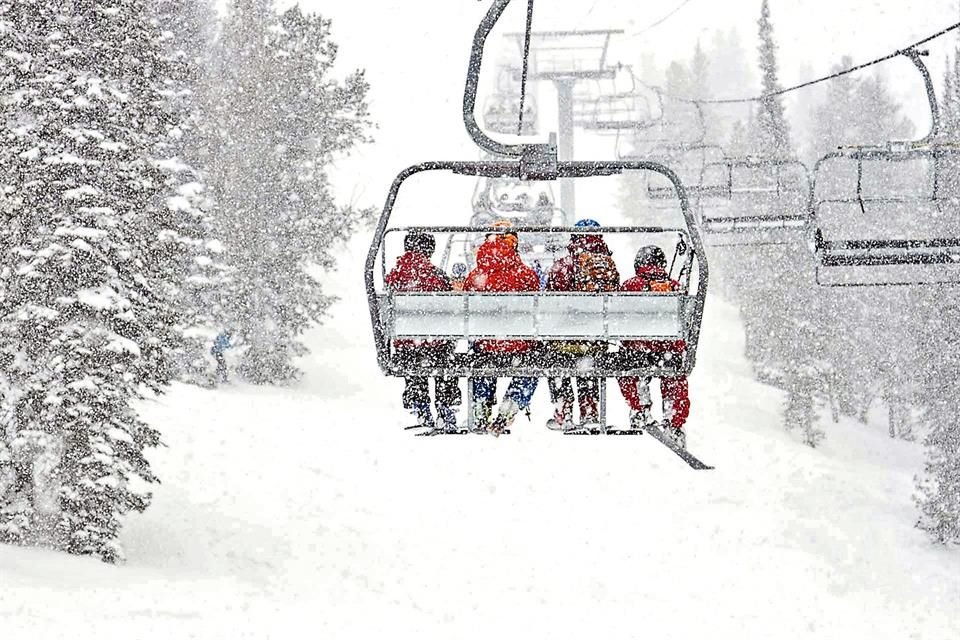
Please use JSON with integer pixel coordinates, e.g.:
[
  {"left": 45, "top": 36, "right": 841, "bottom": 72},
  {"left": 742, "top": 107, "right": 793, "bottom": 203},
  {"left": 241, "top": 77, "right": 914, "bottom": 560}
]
[
  {"left": 622, "top": 92, "right": 703, "bottom": 153},
  {"left": 811, "top": 146, "right": 960, "bottom": 286},
  {"left": 471, "top": 175, "right": 556, "bottom": 214},
  {"left": 369, "top": 182, "right": 707, "bottom": 381},
  {"left": 572, "top": 65, "right": 660, "bottom": 133},
  {"left": 697, "top": 157, "right": 812, "bottom": 247},
  {"left": 367, "top": 0, "right": 710, "bottom": 441},
  {"left": 581, "top": 91, "right": 659, "bottom": 134},
  {"left": 642, "top": 143, "right": 726, "bottom": 200},
  {"left": 482, "top": 92, "right": 538, "bottom": 136}
]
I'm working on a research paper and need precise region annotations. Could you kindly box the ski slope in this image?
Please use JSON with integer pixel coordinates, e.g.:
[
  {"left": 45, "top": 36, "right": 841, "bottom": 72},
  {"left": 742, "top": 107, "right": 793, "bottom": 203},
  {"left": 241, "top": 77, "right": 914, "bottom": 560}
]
[{"left": 2, "top": 236, "right": 958, "bottom": 639}]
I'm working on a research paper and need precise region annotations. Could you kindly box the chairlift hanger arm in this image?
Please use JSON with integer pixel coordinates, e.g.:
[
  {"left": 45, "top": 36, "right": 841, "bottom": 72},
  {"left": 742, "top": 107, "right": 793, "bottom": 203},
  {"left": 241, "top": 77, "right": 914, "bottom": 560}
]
[
  {"left": 464, "top": 0, "right": 557, "bottom": 173},
  {"left": 901, "top": 48, "right": 939, "bottom": 144}
]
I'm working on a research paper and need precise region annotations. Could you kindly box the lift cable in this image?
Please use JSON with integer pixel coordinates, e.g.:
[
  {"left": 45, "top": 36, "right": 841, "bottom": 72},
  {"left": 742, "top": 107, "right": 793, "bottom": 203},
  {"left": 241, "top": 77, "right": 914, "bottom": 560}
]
[
  {"left": 516, "top": 0, "right": 536, "bottom": 135},
  {"left": 628, "top": 0, "right": 697, "bottom": 38},
  {"left": 665, "top": 20, "right": 960, "bottom": 106}
]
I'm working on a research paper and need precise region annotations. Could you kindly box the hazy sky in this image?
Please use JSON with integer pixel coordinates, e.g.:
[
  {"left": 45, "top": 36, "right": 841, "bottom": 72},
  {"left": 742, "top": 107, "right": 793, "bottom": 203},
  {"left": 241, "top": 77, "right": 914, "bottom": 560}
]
[{"left": 293, "top": 0, "right": 960, "bottom": 209}]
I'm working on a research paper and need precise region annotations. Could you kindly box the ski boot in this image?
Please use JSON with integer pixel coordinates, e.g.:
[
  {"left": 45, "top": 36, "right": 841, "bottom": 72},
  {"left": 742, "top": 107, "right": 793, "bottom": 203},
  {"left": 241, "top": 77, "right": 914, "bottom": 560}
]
[
  {"left": 471, "top": 401, "right": 493, "bottom": 433},
  {"left": 436, "top": 404, "right": 459, "bottom": 434},
  {"left": 664, "top": 424, "right": 687, "bottom": 450},
  {"left": 629, "top": 407, "right": 653, "bottom": 432},
  {"left": 546, "top": 399, "right": 574, "bottom": 431},
  {"left": 578, "top": 395, "right": 601, "bottom": 432},
  {"left": 410, "top": 403, "right": 434, "bottom": 430},
  {"left": 489, "top": 398, "right": 519, "bottom": 437}
]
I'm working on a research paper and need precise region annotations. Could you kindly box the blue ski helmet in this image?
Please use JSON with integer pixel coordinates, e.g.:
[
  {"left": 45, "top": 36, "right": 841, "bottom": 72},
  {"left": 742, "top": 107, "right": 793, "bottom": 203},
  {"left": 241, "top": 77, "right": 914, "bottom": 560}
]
[{"left": 574, "top": 218, "right": 601, "bottom": 228}]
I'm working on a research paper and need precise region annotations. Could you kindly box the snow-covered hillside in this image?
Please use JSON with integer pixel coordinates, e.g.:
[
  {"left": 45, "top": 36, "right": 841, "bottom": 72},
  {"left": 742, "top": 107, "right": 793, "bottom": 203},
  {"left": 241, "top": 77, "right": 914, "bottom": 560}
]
[{"left": 2, "top": 237, "right": 958, "bottom": 639}]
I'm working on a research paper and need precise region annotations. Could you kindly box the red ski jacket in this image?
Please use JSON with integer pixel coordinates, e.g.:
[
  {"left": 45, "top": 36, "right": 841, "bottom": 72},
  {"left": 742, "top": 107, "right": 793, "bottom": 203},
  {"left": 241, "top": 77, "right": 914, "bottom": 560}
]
[
  {"left": 621, "top": 265, "right": 686, "bottom": 354},
  {"left": 386, "top": 251, "right": 451, "bottom": 349},
  {"left": 464, "top": 237, "right": 540, "bottom": 353},
  {"left": 386, "top": 251, "right": 451, "bottom": 293},
  {"left": 546, "top": 235, "right": 614, "bottom": 292}
]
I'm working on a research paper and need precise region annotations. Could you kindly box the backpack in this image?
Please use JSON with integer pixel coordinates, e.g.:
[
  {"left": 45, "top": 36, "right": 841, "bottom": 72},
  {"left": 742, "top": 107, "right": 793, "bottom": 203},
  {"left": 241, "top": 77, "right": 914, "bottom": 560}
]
[
  {"left": 573, "top": 250, "right": 619, "bottom": 292},
  {"left": 648, "top": 279, "right": 676, "bottom": 293}
]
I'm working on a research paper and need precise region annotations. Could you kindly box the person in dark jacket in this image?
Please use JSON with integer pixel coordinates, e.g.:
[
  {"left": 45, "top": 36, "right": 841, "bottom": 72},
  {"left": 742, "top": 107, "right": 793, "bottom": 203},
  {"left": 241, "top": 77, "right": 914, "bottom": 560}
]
[
  {"left": 211, "top": 330, "right": 233, "bottom": 383},
  {"left": 464, "top": 231, "right": 541, "bottom": 435},
  {"left": 385, "top": 232, "right": 462, "bottom": 432},
  {"left": 544, "top": 219, "right": 620, "bottom": 430},
  {"left": 617, "top": 245, "right": 690, "bottom": 449}
]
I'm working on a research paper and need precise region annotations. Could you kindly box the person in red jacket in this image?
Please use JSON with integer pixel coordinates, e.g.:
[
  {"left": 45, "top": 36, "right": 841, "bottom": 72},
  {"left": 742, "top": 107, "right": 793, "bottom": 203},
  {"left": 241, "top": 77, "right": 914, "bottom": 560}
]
[
  {"left": 464, "top": 231, "right": 541, "bottom": 435},
  {"left": 617, "top": 245, "right": 690, "bottom": 449},
  {"left": 385, "top": 232, "right": 461, "bottom": 432},
  {"left": 544, "top": 219, "right": 619, "bottom": 430}
]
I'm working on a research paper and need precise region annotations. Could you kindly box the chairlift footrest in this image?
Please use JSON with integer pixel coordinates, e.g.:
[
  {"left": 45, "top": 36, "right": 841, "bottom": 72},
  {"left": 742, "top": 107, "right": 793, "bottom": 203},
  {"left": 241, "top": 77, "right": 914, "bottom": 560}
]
[{"left": 414, "top": 428, "right": 510, "bottom": 437}]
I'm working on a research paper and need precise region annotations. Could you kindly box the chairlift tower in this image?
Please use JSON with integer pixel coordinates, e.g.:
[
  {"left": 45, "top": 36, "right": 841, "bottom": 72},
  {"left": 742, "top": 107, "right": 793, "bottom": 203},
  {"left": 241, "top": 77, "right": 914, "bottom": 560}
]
[{"left": 506, "top": 29, "right": 622, "bottom": 223}]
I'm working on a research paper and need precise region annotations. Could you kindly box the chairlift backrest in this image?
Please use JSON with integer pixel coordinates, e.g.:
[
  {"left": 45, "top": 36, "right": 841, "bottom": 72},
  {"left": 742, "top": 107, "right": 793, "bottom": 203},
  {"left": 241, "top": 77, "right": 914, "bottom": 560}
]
[
  {"left": 697, "top": 158, "right": 812, "bottom": 245},
  {"left": 644, "top": 144, "right": 726, "bottom": 199},
  {"left": 812, "top": 147, "right": 960, "bottom": 286},
  {"left": 482, "top": 90, "right": 538, "bottom": 136}
]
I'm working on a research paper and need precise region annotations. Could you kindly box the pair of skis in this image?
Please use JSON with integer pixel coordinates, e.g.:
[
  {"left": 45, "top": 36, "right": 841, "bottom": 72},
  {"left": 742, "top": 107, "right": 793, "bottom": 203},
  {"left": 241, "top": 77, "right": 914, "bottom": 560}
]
[
  {"left": 404, "top": 424, "right": 510, "bottom": 437},
  {"left": 563, "top": 421, "right": 713, "bottom": 471},
  {"left": 404, "top": 421, "right": 712, "bottom": 470}
]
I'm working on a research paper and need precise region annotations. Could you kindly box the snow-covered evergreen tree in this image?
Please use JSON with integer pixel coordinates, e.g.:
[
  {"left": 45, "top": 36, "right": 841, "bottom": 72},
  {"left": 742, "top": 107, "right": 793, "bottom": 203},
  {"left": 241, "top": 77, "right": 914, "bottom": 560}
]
[
  {"left": 708, "top": 28, "right": 755, "bottom": 100},
  {"left": 754, "top": 0, "right": 791, "bottom": 157},
  {"left": 915, "top": 292, "right": 960, "bottom": 544},
  {"left": 207, "top": 0, "right": 370, "bottom": 384},
  {"left": 689, "top": 41, "right": 710, "bottom": 102},
  {"left": 806, "top": 58, "right": 913, "bottom": 159},
  {"left": 0, "top": 0, "right": 209, "bottom": 562},
  {"left": 150, "top": 0, "right": 225, "bottom": 383},
  {"left": 942, "top": 50, "right": 960, "bottom": 140}
]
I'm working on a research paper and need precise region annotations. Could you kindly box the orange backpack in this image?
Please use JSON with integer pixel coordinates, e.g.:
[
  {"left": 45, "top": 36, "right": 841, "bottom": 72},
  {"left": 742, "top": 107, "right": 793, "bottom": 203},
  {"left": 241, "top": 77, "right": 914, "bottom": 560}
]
[
  {"left": 573, "top": 251, "right": 620, "bottom": 292},
  {"left": 648, "top": 279, "right": 676, "bottom": 293}
]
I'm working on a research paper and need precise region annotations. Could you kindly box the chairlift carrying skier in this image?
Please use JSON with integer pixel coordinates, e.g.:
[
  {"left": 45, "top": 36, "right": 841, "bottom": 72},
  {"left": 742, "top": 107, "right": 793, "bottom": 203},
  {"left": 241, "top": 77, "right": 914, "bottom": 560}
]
[
  {"left": 385, "top": 232, "right": 462, "bottom": 432},
  {"left": 617, "top": 245, "right": 691, "bottom": 449}
]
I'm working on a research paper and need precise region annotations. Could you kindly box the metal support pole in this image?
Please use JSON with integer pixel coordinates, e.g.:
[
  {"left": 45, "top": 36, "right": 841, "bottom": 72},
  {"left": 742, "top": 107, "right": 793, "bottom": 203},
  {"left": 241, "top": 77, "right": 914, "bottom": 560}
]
[
  {"left": 466, "top": 378, "right": 475, "bottom": 431},
  {"left": 599, "top": 377, "right": 608, "bottom": 432},
  {"left": 555, "top": 79, "right": 576, "bottom": 224}
]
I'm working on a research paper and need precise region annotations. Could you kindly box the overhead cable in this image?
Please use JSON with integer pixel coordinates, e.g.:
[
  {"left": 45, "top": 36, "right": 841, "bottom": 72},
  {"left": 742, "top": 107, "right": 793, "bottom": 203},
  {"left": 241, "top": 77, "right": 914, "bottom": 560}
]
[
  {"left": 675, "top": 20, "right": 960, "bottom": 106},
  {"left": 517, "top": 0, "right": 536, "bottom": 135},
  {"left": 629, "top": 0, "right": 697, "bottom": 38}
]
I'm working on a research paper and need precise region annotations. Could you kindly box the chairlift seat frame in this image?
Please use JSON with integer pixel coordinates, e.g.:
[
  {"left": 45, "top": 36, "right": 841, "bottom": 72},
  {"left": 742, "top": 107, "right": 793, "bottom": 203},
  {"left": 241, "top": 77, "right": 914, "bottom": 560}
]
[
  {"left": 697, "top": 157, "right": 812, "bottom": 247},
  {"left": 366, "top": 160, "right": 708, "bottom": 380},
  {"left": 812, "top": 146, "right": 960, "bottom": 286}
]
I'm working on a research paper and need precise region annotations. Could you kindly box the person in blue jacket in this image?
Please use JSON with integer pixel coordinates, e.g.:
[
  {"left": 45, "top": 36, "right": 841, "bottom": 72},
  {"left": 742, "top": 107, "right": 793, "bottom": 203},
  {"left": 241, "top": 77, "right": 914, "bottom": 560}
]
[{"left": 211, "top": 330, "right": 233, "bottom": 383}]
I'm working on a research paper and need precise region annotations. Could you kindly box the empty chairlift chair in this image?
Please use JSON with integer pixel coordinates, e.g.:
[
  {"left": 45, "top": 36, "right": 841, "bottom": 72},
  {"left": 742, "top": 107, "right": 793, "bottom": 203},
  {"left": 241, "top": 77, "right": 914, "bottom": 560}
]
[
  {"left": 482, "top": 92, "right": 538, "bottom": 136},
  {"left": 576, "top": 66, "right": 660, "bottom": 134},
  {"left": 812, "top": 146, "right": 960, "bottom": 286},
  {"left": 643, "top": 143, "right": 726, "bottom": 202},
  {"left": 697, "top": 157, "right": 812, "bottom": 247}
]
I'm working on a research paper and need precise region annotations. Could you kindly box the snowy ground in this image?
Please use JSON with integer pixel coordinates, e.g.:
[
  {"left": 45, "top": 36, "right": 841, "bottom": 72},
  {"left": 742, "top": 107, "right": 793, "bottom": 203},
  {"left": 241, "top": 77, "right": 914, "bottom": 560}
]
[{"left": 2, "top": 239, "right": 959, "bottom": 639}]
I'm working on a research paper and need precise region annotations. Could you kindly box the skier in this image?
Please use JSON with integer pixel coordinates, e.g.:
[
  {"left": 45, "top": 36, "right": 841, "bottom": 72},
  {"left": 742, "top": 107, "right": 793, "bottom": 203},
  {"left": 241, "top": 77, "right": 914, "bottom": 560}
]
[
  {"left": 544, "top": 219, "right": 620, "bottom": 430},
  {"left": 617, "top": 245, "right": 690, "bottom": 449},
  {"left": 385, "top": 231, "right": 462, "bottom": 432},
  {"left": 211, "top": 330, "right": 234, "bottom": 383},
  {"left": 463, "top": 228, "right": 541, "bottom": 436}
]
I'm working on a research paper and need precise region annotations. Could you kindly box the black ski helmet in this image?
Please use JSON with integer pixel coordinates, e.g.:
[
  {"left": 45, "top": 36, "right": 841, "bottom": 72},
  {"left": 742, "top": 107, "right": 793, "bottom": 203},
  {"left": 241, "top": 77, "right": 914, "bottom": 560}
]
[
  {"left": 634, "top": 245, "right": 666, "bottom": 271},
  {"left": 404, "top": 232, "right": 435, "bottom": 256}
]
